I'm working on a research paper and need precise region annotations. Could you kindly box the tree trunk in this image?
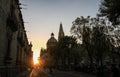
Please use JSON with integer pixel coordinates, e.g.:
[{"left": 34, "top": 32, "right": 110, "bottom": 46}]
[
  {"left": 89, "top": 56, "right": 93, "bottom": 73},
  {"left": 100, "top": 55, "right": 104, "bottom": 77}
]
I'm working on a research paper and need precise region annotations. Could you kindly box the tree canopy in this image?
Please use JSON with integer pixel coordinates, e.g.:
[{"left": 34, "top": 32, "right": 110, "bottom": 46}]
[{"left": 99, "top": 0, "right": 120, "bottom": 25}]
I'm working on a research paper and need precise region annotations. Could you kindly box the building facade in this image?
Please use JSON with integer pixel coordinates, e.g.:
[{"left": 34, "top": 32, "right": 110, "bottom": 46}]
[
  {"left": 47, "top": 33, "right": 57, "bottom": 51},
  {"left": 0, "top": 0, "right": 33, "bottom": 77}
]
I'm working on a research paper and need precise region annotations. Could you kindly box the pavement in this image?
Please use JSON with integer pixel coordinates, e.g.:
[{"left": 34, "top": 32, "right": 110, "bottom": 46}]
[
  {"left": 50, "top": 70, "right": 96, "bottom": 77},
  {"left": 17, "top": 67, "right": 96, "bottom": 77},
  {"left": 30, "top": 67, "right": 51, "bottom": 77},
  {"left": 17, "top": 67, "right": 51, "bottom": 77},
  {"left": 17, "top": 69, "right": 32, "bottom": 77}
]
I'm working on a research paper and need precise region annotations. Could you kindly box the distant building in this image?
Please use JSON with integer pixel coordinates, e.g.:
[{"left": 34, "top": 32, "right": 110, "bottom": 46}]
[
  {"left": 47, "top": 33, "right": 57, "bottom": 51},
  {"left": 58, "top": 22, "right": 64, "bottom": 41},
  {"left": 40, "top": 48, "right": 47, "bottom": 57},
  {"left": 40, "top": 22, "right": 65, "bottom": 56},
  {"left": 39, "top": 23, "right": 65, "bottom": 67}
]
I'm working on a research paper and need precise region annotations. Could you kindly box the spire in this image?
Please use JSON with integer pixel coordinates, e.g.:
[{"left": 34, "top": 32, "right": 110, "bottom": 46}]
[{"left": 58, "top": 22, "right": 64, "bottom": 41}]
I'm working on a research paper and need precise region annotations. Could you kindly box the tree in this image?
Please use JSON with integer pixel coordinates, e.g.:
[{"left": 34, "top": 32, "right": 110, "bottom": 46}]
[
  {"left": 99, "top": 0, "right": 120, "bottom": 25},
  {"left": 71, "top": 16, "right": 90, "bottom": 42},
  {"left": 51, "top": 36, "right": 78, "bottom": 70},
  {"left": 71, "top": 16, "right": 115, "bottom": 75},
  {"left": 71, "top": 16, "right": 97, "bottom": 71},
  {"left": 92, "top": 25, "right": 109, "bottom": 76}
]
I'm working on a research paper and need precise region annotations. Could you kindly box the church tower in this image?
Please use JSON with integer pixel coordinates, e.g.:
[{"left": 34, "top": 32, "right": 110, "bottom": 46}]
[{"left": 58, "top": 22, "right": 64, "bottom": 41}]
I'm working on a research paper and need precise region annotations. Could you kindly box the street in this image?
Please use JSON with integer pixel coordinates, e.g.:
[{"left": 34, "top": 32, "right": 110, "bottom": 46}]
[
  {"left": 51, "top": 70, "right": 95, "bottom": 77},
  {"left": 17, "top": 67, "right": 95, "bottom": 77},
  {"left": 30, "top": 67, "right": 51, "bottom": 77}
]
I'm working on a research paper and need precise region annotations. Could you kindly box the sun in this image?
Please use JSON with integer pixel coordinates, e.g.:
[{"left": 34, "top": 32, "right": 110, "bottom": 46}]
[
  {"left": 33, "top": 51, "right": 40, "bottom": 65},
  {"left": 34, "top": 59, "right": 39, "bottom": 64}
]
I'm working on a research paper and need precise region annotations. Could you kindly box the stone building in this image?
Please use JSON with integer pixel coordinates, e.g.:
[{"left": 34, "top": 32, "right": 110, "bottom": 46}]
[
  {"left": 40, "top": 22, "right": 65, "bottom": 57},
  {"left": 39, "top": 23, "right": 64, "bottom": 68},
  {"left": 58, "top": 22, "right": 64, "bottom": 41},
  {"left": 0, "top": 0, "right": 33, "bottom": 77},
  {"left": 47, "top": 33, "right": 57, "bottom": 51},
  {"left": 39, "top": 33, "right": 57, "bottom": 67}
]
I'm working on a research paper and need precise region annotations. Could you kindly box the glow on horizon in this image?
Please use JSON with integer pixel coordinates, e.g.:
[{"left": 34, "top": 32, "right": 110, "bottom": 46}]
[
  {"left": 30, "top": 32, "right": 58, "bottom": 51},
  {"left": 33, "top": 51, "right": 40, "bottom": 64}
]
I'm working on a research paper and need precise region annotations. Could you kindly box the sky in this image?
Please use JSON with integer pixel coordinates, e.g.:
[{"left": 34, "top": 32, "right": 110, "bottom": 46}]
[{"left": 20, "top": 0, "right": 100, "bottom": 54}]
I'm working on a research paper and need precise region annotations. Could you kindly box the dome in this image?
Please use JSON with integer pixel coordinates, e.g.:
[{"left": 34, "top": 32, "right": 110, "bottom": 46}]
[
  {"left": 47, "top": 33, "right": 57, "bottom": 49},
  {"left": 47, "top": 37, "right": 57, "bottom": 44}
]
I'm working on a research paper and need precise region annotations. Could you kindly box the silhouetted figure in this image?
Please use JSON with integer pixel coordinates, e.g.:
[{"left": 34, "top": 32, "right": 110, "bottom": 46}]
[{"left": 111, "top": 64, "right": 119, "bottom": 77}]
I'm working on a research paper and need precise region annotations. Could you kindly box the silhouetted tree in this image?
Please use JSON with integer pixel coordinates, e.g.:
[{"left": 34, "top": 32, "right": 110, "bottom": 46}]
[
  {"left": 99, "top": 0, "right": 120, "bottom": 25},
  {"left": 51, "top": 36, "right": 78, "bottom": 70},
  {"left": 71, "top": 16, "right": 97, "bottom": 71},
  {"left": 71, "top": 16, "right": 117, "bottom": 75}
]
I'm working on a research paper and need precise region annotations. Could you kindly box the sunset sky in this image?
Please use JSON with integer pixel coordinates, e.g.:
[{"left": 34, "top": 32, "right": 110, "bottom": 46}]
[{"left": 20, "top": 0, "right": 100, "bottom": 54}]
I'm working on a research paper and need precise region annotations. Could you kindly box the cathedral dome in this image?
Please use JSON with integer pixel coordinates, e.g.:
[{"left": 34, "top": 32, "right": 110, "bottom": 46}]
[{"left": 47, "top": 33, "right": 57, "bottom": 49}]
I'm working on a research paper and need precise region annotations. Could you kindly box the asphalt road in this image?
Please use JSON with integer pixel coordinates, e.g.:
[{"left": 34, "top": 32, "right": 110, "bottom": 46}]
[
  {"left": 51, "top": 70, "right": 96, "bottom": 77},
  {"left": 30, "top": 67, "right": 51, "bottom": 77},
  {"left": 17, "top": 67, "right": 51, "bottom": 77},
  {"left": 17, "top": 67, "right": 95, "bottom": 77}
]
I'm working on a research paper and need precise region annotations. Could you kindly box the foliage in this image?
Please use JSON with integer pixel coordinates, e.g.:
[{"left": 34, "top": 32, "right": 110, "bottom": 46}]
[
  {"left": 50, "top": 36, "right": 83, "bottom": 69},
  {"left": 71, "top": 16, "right": 119, "bottom": 71},
  {"left": 71, "top": 16, "right": 90, "bottom": 41},
  {"left": 99, "top": 0, "right": 120, "bottom": 25}
]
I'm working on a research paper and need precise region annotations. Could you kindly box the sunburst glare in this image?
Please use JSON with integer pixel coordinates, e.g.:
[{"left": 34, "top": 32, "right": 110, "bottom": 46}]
[{"left": 33, "top": 51, "right": 40, "bottom": 65}]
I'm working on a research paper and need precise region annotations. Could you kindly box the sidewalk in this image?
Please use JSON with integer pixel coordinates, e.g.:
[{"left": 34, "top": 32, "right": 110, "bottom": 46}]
[
  {"left": 17, "top": 69, "right": 32, "bottom": 77},
  {"left": 51, "top": 69, "right": 96, "bottom": 77},
  {"left": 27, "top": 67, "right": 96, "bottom": 77},
  {"left": 38, "top": 67, "right": 52, "bottom": 77}
]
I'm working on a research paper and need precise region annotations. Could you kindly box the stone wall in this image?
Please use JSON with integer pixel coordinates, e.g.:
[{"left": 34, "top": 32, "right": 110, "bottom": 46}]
[
  {"left": 0, "top": 0, "right": 11, "bottom": 65},
  {"left": 0, "top": 0, "right": 33, "bottom": 76}
]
